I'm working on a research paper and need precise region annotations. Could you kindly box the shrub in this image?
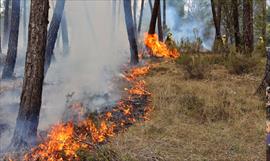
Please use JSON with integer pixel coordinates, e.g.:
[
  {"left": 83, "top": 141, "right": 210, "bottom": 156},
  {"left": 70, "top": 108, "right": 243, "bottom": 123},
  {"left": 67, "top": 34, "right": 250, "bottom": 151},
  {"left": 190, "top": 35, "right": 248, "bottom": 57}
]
[
  {"left": 177, "top": 54, "right": 209, "bottom": 79},
  {"left": 225, "top": 54, "right": 259, "bottom": 75}
]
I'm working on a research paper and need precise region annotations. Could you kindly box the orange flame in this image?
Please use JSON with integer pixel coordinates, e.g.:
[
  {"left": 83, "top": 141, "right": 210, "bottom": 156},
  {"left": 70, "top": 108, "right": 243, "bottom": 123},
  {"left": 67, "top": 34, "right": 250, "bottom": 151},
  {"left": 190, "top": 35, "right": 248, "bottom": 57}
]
[{"left": 144, "top": 33, "right": 180, "bottom": 58}]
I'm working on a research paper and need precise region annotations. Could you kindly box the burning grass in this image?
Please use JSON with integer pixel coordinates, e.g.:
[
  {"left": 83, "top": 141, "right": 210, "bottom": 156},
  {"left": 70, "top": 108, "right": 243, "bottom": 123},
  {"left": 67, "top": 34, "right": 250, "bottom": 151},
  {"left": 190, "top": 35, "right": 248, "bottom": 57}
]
[
  {"left": 144, "top": 33, "right": 180, "bottom": 59},
  {"left": 106, "top": 57, "right": 265, "bottom": 161}
]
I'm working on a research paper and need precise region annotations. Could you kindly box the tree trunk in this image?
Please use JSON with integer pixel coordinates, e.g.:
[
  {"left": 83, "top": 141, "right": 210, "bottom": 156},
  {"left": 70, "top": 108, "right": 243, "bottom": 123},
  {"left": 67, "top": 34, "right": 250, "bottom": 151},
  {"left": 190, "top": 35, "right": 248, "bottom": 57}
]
[
  {"left": 23, "top": 0, "right": 27, "bottom": 45},
  {"left": 133, "top": 0, "right": 137, "bottom": 32},
  {"left": 163, "top": 0, "right": 166, "bottom": 30},
  {"left": 157, "top": 1, "right": 163, "bottom": 41},
  {"left": 148, "top": 0, "right": 153, "bottom": 11},
  {"left": 257, "top": 50, "right": 270, "bottom": 94},
  {"left": 10, "top": 0, "right": 49, "bottom": 149},
  {"left": 123, "top": 0, "right": 139, "bottom": 65},
  {"left": 232, "top": 0, "right": 241, "bottom": 51},
  {"left": 138, "top": 0, "right": 145, "bottom": 33},
  {"left": 211, "top": 0, "right": 222, "bottom": 52},
  {"left": 148, "top": 0, "right": 160, "bottom": 35},
  {"left": 2, "top": 0, "right": 21, "bottom": 79},
  {"left": 262, "top": 0, "right": 266, "bottom": 45},
  {"left": 3, "top": 0, "right": 10, "bottom": 48},
  {"left": 61, "top": 11, "right": 69, "bottom": 55},
  {"left": 242, "top": 0, "right": 253, "bottom": 54},
  {"left": 44, "top": 0, "right": 66, "bottom": 74}
]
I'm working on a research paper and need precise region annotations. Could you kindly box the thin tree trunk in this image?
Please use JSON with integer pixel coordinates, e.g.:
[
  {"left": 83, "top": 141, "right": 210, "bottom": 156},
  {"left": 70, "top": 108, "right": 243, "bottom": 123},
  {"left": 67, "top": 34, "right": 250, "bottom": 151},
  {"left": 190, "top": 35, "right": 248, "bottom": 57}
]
[
  {"left": 232, "top": 0, "right": 241, "bottom": 51},
  {"left": 211, "top": 0, "right": 221, "bottom": 39},
  {"left": 163, "top": 0, "right": 166, "bottom": 30},
  {"left": 242, "top": 0, "right": 253, "bottom": 54},
  {"left": 3, "top": 0, "right": 10, "bottom": 47},
  {"left": 2, "top": 0, "right": 21, "bottom": 79},
  {"left": 211, "top": 0, "right": 222, "bottom": 52},
  {"left": 262, "top": 0, "right": 266, "bottom": 46},
  {"left": 123, "top": 0, "right": 139, "bottom": 65},
  {"left": 148, "top": 0, "right": 159, "bottom": 34},
  {"left": 157, "top": 1, "right": 163, "bottom": 41},
  {"left": 44, "top": 0, "right": 66, "bottom": 74},
  {"left": 133, "top": 0, "right": 137, "bottom": 32},
  {"left": 61, "top": 11, "right": 69, "bottom": 55},
  {"left": 10, "top": 0, "right": 49, "bottom": 149},
  {"left": 23, "top": 0, "right": 27, "bottom": 45},
  {"left": 148, "top": 0, "right": 153, "bottom": 11},
  {"left": 138, "top": 0, "right": 145, "bottom": 33}
]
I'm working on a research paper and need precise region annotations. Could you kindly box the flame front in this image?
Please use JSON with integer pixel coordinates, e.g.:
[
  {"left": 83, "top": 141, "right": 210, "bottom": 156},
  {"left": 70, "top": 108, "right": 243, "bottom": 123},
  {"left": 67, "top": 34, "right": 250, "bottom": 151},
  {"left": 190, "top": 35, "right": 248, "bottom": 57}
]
[
  {"left": 22, "top": 63, "right": 152, "bottom": 161},
  {"left": 144, "top": 33, "right": 180, "bottom": 58}
]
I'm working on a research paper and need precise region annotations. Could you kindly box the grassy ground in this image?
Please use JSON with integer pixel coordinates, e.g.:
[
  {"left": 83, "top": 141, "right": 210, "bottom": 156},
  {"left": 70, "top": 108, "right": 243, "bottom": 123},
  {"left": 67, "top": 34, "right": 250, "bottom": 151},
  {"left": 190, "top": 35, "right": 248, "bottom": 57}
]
[{"left": 104, "top": 55, "right": 265, "bottom": 161}]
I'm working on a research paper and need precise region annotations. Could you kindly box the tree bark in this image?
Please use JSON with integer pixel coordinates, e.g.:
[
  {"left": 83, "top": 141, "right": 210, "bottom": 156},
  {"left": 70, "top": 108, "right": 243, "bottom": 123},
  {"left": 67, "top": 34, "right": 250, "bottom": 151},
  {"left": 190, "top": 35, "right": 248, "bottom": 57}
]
[
  {"left": 211, "top": 0, "right": 222, "bottom": 52},
  {"left": 157, "top": 1, "right": 163, "bottom": 41},
  {"left": 61, "top": 11, "right": 69, "bottom": 55},
  {"left": 148, "top": 0, "right": 160, "bottom": 35},
  {"left": 133, "top": 0, "right": 137, "bottom": 33},
  {"left": 10, "top": 0, "right": 49, "bottom": 149},
  {"left": 2, "top": 0, "right": 21, "bottom": 79},
  {"left": 163, "top": 0, "right": 166, "bottom": 30},
  {"left": 257, "top": 50, "right": 270, "bottom": 94},
  {"left": 3, "top": 0, "right": 10, "bottom": 48},
  {"left": 232, "top": 0, "right": 241, "bottom": 51},
  {"left": 211, "top": 0, "right": 221, "bottom": 39},
  {"left": 44, "top": 0, "right": 66, "bottom": 74},
  {"left": 138, "top": 0, "right": 145, "bottom": 33},
  {"left": 123, "top": 0, "right": 139, "bottom": 65},
  {"left": 23, "top": 0, "right": 28, "bottom": 45},
  {"left": 148, "top": 0, "right": 153, "bottom": 11},
  {"left": 242, "top": 0, "right": 253, "bottom": 54},
  {"left": 262, "top": 0, "right": 266, "bottom": 45}
]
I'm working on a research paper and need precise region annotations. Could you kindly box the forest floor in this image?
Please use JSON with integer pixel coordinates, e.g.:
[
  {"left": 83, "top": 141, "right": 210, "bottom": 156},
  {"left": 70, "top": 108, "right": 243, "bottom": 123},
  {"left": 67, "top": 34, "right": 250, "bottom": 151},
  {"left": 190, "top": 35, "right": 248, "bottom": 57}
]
[{"left": 103, "top": 55, "right": 265, "bottom": 161}]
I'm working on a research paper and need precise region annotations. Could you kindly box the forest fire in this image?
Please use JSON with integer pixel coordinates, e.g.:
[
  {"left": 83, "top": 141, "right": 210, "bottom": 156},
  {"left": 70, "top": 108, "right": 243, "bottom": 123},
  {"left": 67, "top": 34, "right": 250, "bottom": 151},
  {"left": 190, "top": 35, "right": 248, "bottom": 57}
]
[
  {"left": 16, "top": 62, "right": 153, "bottom": 161},
  {"left": 144, "top": 33, "right": 180, "bottom": 58}
]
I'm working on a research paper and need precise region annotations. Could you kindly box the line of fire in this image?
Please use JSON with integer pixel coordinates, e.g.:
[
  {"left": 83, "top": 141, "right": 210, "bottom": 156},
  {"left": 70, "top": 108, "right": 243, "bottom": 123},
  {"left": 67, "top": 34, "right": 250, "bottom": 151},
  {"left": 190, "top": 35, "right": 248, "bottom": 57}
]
[{"left": 0, "top": 0, "right": 269, "bottom": 160}]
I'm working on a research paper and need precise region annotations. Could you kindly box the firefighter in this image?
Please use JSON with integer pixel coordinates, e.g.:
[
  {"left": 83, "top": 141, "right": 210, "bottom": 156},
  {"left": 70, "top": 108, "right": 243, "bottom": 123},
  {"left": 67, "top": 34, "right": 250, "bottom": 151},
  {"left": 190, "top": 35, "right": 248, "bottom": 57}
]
[
  {"left": 221, "top": 34, "right": 227, "bottom": 45},
  {"left": 220, "top": 34, "right": 229, "bottom": 54},
  {"left": 165, "top": 32, "right": 176, "bottom": 49},
  {"left": 259, "top": 36, "right": 264, "bottom": 44}
]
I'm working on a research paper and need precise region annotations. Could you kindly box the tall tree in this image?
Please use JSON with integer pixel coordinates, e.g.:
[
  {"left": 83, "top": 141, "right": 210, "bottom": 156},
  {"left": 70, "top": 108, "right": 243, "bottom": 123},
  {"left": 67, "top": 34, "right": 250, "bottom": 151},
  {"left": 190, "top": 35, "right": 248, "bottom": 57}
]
[
  {"left": 2, "top": 0, "right": 21, "bottom": 79},
  {"left": 257, "top": 51, "right": 270, "bottom": 94},
  {"left": 148, "top": 0, "right": 160, "bottom": 34},
  {"left": 149, "top": 0, "right": 153, "bottom": 11},
  {"left": 3, "top": 0, "right": 10, "bottom": 47},
  {"left": 61, "top": 12, "right": 69, "bottom": 55},
  {"left": 232, "top": 0, "right": 241, "bottom": 50},
  {"left": 138, "top": 0, "right": 145, "bottom": 33},
  {"left": 163, "top": 0, "right": 166, "bottom": 30},
  {"left": 262, "top": 0, "right": 266, "bottom": 45},
  {"left": 211, "top": 0, "right": 222, "bottom": 52},
  {"left": 44, "top": 0, "right": 66, "bottom": 74},
  {"left": 10, "top": 0, "right": 49, "bottom": 149},
  {"left": 242, "top": 0, "right": 253, "bottom": 54},
  {"left": 157, "top": 1, "right": 163, "bottom": 41},
  {"left": 123, "top": 0, "right": 139, "bottom": 65},
  {"left": 23, "top": 0, "right": 28, "bottom": 45},
  {"left": 133, "top": 0, "right": 137, "bottom": 32}
]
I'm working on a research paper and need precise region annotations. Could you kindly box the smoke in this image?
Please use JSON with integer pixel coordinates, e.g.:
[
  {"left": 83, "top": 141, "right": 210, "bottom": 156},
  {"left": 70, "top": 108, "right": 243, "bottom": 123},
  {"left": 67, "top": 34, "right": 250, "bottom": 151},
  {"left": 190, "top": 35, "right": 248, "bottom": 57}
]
[
  {"left": 0, "top": 0, "right": 130, "bottom": 150},
  {"left": 166, "top": 1, "right": 215, "bottom": 50}
]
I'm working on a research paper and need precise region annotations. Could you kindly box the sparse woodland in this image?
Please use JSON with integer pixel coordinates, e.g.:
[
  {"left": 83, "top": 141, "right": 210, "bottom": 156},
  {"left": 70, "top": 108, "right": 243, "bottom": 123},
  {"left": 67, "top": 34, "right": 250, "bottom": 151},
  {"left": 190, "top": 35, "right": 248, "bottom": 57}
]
[{"left": 0, "top": 0, "right": 268, "bottom": 160}]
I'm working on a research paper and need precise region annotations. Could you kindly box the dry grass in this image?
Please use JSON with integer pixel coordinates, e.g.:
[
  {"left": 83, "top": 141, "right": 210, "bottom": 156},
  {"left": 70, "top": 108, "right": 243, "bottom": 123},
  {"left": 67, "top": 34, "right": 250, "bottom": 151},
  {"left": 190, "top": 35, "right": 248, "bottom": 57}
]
[{"left": 105, "top": 57, "right": 265, "bottom": 161}]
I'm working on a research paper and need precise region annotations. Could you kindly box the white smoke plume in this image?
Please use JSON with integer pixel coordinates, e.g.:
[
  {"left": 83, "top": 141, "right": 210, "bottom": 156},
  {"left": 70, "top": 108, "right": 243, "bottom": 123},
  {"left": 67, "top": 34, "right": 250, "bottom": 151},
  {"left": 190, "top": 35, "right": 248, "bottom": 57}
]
[{"left": 0, "top": 0, "right": 130, "bottom": 150}]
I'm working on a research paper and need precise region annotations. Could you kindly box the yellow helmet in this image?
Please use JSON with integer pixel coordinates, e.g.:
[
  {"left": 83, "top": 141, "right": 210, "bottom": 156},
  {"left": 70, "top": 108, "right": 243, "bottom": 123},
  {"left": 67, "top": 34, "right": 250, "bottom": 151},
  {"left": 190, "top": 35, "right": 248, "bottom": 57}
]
[{"left": 167, "top": 32, "right": 172, "bottom": 37}]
